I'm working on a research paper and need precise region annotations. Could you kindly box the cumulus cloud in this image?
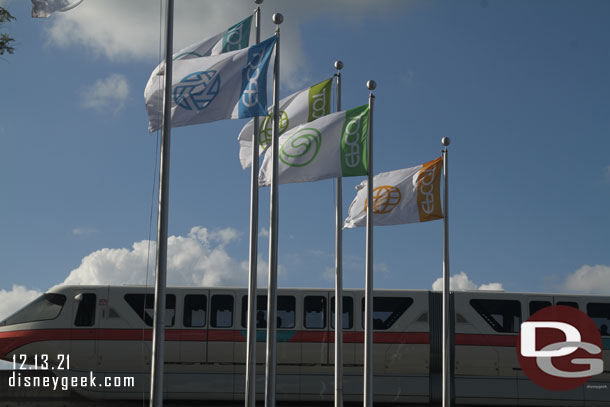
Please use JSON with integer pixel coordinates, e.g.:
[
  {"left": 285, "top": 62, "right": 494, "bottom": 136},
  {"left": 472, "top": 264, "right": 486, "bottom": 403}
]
[
  {"left": 0, "top": 226, "right": 267, "bottom": 322},
  {"left": 72, "top": 227, "right": 98, "bottom": 236},
  {"left": 432, "top": 271, "right": 503, "bottom": 291},
  {"left": 44, "top": 0, "right": 408, "bottom": 88},
  {"left": 60, "top": 226, "right": 269, "bottom": 288},
  {"left": 559, "top": 264, "right": 610, "bottom": 294},
  {"left": 0, "top": 285, "right": 43, "bottom": 322},
  {"left": 80, "top": 74, "right": 129, "bottom": 114}
]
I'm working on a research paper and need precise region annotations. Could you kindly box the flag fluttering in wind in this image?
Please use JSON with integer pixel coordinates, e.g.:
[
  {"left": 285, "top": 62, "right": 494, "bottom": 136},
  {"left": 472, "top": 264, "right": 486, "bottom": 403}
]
[
  {"left": 258, "top": 104, "right": 369, "bottom": 186},
  {"left": 32, "top": 0, "right": 84, "bottom": 18},
  {"left": 344, "top": 157, "right": 444, "bottom": 228},
  {"left": 145, "top": 36, "right": 276, "bottom": 132},
  {"left": 145, "top": 15, "right": 253, "bottom": 90},
  {"left": 238, "top": 78, "right": 333, "bottom": 169}
]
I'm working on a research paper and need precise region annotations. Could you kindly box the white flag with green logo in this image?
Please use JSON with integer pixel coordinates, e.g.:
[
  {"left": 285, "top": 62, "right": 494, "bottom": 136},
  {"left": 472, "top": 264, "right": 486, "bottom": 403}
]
[
  {"left": 258, "top": 104, "right": 369, "bottom": 186},
  {"left": 238, "top": 78, "right": 333, "bottom": 169},
  {"left": 144, "top": 15, "right": 253, "bottom": 114}
]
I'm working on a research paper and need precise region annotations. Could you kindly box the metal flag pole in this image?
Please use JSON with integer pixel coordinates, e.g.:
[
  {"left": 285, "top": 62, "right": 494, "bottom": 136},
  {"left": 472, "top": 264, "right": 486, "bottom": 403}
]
[
  {"left": 363, "top": 80, "right": 376, "bottom": 407},
  {"left": 265, "top": 12, "right": 283, "bottom": 407},
  {"left": 441, "top": 137, "right": 451, "bottom": 407},
  {"left": 333, "top": 60, "right": 344, "bottom": 407},
  {"left": 150, "top": 0, "right": 174, "bottom": 406},
  {"left": 245, "top": 2, "right": 263, "bottom": 406}
]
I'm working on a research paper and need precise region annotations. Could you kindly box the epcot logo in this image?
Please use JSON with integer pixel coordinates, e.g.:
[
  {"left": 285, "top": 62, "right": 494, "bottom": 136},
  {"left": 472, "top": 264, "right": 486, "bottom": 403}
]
[{"left": 173, "top": 70, "right": 220, "bottom": 111}]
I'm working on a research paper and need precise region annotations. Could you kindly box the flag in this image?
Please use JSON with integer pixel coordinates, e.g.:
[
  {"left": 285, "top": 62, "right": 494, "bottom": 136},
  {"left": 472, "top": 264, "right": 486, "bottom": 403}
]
[
  {"left": 145, "top": 36, "right": 276, "bottom": 132},
  {"left": 343, "top": 157, "right": 444, "bottom": 228},
  {"left": 238, "top": 78, "right": 333, "bottom": 169},
  {"left": 258, "top": 104, "right": 369, "bottom": 186},
  {"left": 32, "top": 0, "right": 83, "bottom": 18},
  {"left": 145, "top": 16, "right": 252, "bottom": 84}
]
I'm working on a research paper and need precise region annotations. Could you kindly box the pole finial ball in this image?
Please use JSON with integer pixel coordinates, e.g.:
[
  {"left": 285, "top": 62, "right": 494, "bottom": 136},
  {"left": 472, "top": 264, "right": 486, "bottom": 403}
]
[
  {"left": 334, "top": 60, "right": 344, "bottom": 70},
  {"left": 272, "top": 13, "right": 283, "bottom": 25},
  {"left": 254, "top": 0, "right": 263, "bottom": 4},
  {"left": 442, "top": 137, "right": 451, "bottom": 147},
  {"left": 367, "top": 80, "right": 376, "bottom": 90}
]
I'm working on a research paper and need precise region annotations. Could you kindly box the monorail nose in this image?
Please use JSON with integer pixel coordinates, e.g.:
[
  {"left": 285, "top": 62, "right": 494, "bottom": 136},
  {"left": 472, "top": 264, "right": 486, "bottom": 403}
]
[{"left": 0, "top": 330, "right": 26, "bottom": 361}]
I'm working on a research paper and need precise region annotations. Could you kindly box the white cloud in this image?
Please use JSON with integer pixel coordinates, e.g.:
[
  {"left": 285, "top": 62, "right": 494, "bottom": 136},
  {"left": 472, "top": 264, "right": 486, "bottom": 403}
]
[
  {"left": 72, "top": 227, "right": 98, "bottom": 236},
  {"left": 45, "top": 0, "right": 408, "bottom": 89},
  {"left": 60, "top": 226, "right": 265, "bottom": 288},
  {"left": 81, "top": 73, "right": 129, "bottom": 114},
  {"left": 0, "top": 285, "right": 43, "bottom": 322},
  {"left": 478, "top": 282, "right": 504, "bottom": 291},
  {"left": 0, "top": 225, "right": 269, "bottom": 325},
  {"left": 376, "top": 263, "right": 391, "bottom": 274},
  {"left": 432, "top": 271, "right": 504, "bottom": 291},
  {"left": 259, "top": 227, "right": 269, "bottom": 238},
  {"left": 559, "top": 264, "right": 610, "bottom": 294},
  {"left": 604, "top": 165, "right": 610, "bottom": 183}
]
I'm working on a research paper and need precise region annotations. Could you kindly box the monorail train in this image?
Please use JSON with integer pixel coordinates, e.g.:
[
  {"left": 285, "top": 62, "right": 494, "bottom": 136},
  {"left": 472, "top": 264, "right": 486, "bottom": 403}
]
[{"left": 0, "top": 285, "right": 608, "bottom": 405}]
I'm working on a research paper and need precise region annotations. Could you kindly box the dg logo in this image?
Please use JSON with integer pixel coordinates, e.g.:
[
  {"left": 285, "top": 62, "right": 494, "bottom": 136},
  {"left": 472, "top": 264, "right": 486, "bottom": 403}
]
[
  {"left": 174, "top": 70, "right": 220, "bottom": 111},
  {"left": 517, "top": 305, "right": 604, "bottom": 391}
]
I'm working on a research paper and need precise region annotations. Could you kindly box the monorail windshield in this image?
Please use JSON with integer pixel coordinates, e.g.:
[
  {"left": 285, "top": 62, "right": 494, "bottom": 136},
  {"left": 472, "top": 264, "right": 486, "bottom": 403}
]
[{"left": 0, "top": 293, "right": 66, "bottom": 326}]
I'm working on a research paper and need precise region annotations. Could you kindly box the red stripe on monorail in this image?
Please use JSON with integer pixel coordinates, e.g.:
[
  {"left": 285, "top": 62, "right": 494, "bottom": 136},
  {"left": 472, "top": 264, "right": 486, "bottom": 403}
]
[
  {"left": 455, "top": 333, "right": 517, "bottom": 347},
  {"left": 337, "top": 331, "right": 430, "bottom": 344},
  {"left": 0, "top": 328, "right": 517, "bottom": 358}
]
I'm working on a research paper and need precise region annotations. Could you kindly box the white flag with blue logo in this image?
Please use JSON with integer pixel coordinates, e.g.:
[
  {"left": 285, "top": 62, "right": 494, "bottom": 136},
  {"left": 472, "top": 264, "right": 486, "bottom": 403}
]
[
  {"left": 145, "top": 36, "right": 276, "bottom": 132},
  {"left": 144, "top": 15, "right": 252, "bottom": 92}
]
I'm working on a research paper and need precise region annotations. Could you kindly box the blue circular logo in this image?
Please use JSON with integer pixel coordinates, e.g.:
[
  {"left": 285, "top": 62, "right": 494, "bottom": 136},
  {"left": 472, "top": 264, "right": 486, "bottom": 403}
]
[{"left": 173, "top": 71, "right": 220, "bottom": 111}]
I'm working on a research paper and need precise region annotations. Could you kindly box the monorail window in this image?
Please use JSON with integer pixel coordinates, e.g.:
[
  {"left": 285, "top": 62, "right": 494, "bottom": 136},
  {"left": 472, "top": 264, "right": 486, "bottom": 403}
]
[
  {"left": 557, "top": 301, "right": 578, "bottom": 310},
  {"left": 470, "top": 299, "right": 521, "bottom": 333},
  {"left": 331, "top": 296, "right": 353, "bottom": 329},
  {"left": 184, "top": 295, "right": 207, "bottom": 327},
  {"left": 211, "top": 295, "right": 233, "bottom": 328},
  {"left": 361, "top": 297, "right": 414, "bottom": 330},
  {"left": 240, "top": 295, "right": 295, "bottom": 329},
  {"left": 74, "top": 293, "right": 96, "bottom": 327},
  {"left": 124, "top": 294, "right": 175, "bottom": 327},
  {"left": 0, "top": 293, "right": 66, "bottom": 326},
  {"left": 529, "top": 300, "right": 551, "bottom": 315},
  {"left": 305, "top": 296, "right": 326, "bottom": 329},
  {"left": 587, "top": 303, "right": 610, "bottom": 337}
]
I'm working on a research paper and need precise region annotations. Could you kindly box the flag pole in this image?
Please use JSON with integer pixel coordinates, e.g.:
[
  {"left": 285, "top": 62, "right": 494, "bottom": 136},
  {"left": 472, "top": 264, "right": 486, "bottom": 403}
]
[
  {"left": 333, "top": 59, "right": 344, "bottom": 407},
  {"left": 265, "top": 13, "right": 283, "bottom": 407},
  {"left": 245, "top": 2, "right": 263, "bottom": 407},
  {"left": 150, "top": 0, "right": 174, "bottom": 406},
  {"left": 363, "top": 80, "right": 376, "bottom": 407},
  {"left": 441, "top": 137, "right": 451, "bottom": 407}
]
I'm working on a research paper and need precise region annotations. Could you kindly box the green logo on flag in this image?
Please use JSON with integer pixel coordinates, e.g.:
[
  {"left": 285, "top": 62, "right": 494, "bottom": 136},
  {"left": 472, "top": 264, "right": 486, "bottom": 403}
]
[
  {"left": 259, "top": 111, "right": 289, "bottom": 148},
  {"left": 279, "top": 128, "right": 322, "bottom": 167},
  {"left": 222, "top": 16, "right": 252, "bottom": 52},
  {"left": 308, "top": 79, "right": 332, "bottom": 122},
  {"left": 340, "top": 105, "right": 369, "bottom": 177}
]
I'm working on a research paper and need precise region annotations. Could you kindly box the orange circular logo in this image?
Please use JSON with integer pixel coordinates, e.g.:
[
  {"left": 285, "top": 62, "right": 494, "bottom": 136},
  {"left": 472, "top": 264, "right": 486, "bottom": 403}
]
[{"left": 365, "top": 185, "right": 401, "bottom": 214}]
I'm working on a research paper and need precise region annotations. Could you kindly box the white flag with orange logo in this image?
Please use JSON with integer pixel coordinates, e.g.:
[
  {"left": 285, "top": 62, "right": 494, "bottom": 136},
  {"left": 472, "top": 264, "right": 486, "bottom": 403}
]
[{"left": 343, "top": 157, "right": 443, "bottom": 228}]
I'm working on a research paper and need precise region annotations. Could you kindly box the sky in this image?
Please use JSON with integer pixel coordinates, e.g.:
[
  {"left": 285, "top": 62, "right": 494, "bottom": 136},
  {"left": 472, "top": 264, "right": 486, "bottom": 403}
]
[{"left": 0, "top": 0, "right": 609, "bottom": 322}]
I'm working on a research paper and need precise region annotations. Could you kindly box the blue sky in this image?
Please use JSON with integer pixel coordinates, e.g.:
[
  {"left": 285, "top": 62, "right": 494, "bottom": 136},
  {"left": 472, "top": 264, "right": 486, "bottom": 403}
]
[{"left": 0, "top": 0, "right": 609, "bottom": 319}]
